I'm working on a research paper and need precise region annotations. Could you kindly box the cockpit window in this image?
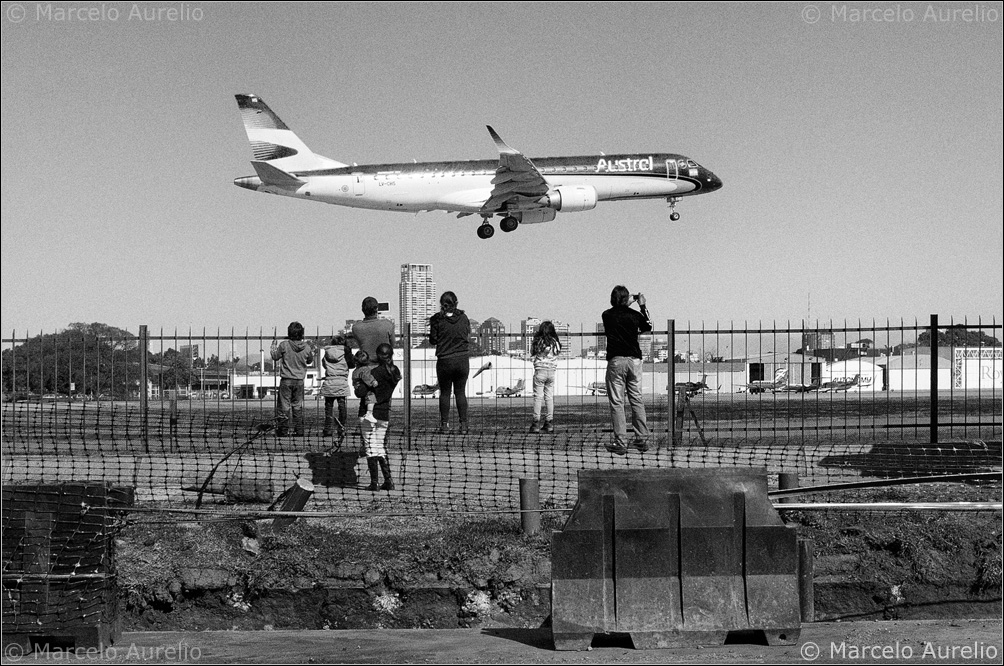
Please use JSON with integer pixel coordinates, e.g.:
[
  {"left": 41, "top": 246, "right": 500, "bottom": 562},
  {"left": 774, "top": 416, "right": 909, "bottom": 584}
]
[{"left": 687, "top": 160, "right": 698, "bottom": 168}]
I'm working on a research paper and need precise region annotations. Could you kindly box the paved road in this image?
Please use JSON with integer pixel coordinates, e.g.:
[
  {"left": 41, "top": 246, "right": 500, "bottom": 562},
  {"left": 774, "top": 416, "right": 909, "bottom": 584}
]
[{"left": 9, "top": 619, "right": 1001, "bottom": 664}]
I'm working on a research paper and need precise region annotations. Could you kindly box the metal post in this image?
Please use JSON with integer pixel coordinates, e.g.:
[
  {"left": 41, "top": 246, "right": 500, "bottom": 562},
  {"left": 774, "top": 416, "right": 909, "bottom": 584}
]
[
  {"left": 797, "top": 538, "right": 815, "bottom": 622},
  {"left": 139, "top": 325, "right": 149, "bottom": 452},
  {"left": 519, "top": 478, "right": 540, "bottom": 536},
  {"left": 403, "top": 323, "right": 412, "bottom": 449},
  {"left": 930, "top": 314, "right": 938, "bottom": 444},
  {"left": 668, "top": 319, "right": 676, "bottom": 446},
  {"left": 778, "top": 472, "right": 799, "bottom": 504}
]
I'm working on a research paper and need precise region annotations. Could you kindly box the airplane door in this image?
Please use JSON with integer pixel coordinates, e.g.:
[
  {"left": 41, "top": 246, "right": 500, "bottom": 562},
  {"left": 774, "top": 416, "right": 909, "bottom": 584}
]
[
  {"left": 352, "top": 172, "right": 365, "bottom": 196},
  {"left": 665, "top": 159, "right": 677, "bottom": 180}
]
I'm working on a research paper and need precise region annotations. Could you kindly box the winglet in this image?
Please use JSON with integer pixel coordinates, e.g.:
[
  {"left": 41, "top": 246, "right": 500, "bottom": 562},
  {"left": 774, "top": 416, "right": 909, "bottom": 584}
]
[
  {"left": 487, "top": 126, "right": 519, "bottom": 154},
  {"left": 251, "top": 160, "right": 305, "bottom": 188}
]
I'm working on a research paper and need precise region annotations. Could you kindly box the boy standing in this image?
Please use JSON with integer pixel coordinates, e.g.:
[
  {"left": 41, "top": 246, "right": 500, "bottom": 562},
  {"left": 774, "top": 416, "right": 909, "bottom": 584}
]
[{"left": 270, "top": 321, "right": 317, "bottom": 437}]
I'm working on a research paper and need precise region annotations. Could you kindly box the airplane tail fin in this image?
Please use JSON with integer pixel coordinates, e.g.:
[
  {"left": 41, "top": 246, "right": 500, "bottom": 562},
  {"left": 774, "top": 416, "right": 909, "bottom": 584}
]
[
  {"left": 235, "top": 94, "right": 346, "bottom": 171},
  {"left": 774, "top": 368, "right": 789, "bottom": 383}
]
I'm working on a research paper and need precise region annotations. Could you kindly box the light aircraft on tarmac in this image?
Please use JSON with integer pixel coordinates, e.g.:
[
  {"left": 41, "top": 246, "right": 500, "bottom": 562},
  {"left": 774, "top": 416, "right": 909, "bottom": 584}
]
[
  {"left": 495, "top": 379, "right": 525, "bottom": 398},
  {"left": 817, "top": 374, "right": 862, "bottom": 393},
  {"left": 673, "top": 374, "right": 717, "bottom": 397},
  {"left": 744, "top": 368, "right": 790, "bottom": 394},
  {"left": 232, "top": 95, "right": 723, "bottom": 239},
  {"left": 581, "top": 382, "right": 608, "bottom": 397},
  {"left": 412, "top": 383, "right": 439, "bottom": 398}
]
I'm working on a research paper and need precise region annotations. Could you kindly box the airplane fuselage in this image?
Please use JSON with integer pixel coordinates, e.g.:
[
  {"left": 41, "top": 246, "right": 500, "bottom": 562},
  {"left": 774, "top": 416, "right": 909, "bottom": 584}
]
[
  {"left": 232, "top": 94, "right": 722, "bottom": 237},
  {"left": 235, "top": 153, "right": 717, "bottom": 214}
]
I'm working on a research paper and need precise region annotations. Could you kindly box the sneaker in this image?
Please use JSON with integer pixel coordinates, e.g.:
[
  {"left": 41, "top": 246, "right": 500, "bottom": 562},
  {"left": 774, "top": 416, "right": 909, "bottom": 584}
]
[
  {"left": 529, "top": 421, "right": 541, "bottom": 433},
  {"left": 434, "top": 423, "right": 450, "bottom": 434},
  {"left": 605, "top": 443, "right": 629, "bottom": 456},
  {"left": 458, "top": 422, "right": 469, "bottom": 434},
  {"left": 629, "top": 438, "right": 649, "bottom": 452},
  {"left": 541, "top": 421, "right": 554, "bottom": 433},
  {"left": 366, "top": 483, "right": 379, "bottom": 491},
  {"left": 364, "top": 412, "right": 378, "bottom": 424},
  {"left": 380, "top": 481, "right": 395, "bottom": 491}
]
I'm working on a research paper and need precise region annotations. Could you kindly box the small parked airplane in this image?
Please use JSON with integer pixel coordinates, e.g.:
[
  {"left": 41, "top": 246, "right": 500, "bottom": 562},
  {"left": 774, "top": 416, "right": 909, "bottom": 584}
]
[
  {"left": 744, "top": 368, "right": 790, "bottom": 394},
  {"left": 412, "top": 383, "right": 439, "bottom": 398},
  {"left": 581, "top": 382, "right": 608, "bottom": 397},
  {"left": 233, "top": 95, "right": 723, "bottom": 239},
  {"left": 496, "top": 379, "right": 525, "bottom": 398},
  {"left": 817, "top": 374, "right": 862, "bottom": 393},
  {"left": 673, "top": 374, "right": 717, "bottom": 397}
]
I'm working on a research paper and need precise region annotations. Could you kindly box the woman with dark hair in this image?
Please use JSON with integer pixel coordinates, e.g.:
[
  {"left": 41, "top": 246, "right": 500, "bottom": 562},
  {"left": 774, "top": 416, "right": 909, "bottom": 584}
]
[{"left": 429, "top": 291, "right": 471, "bottom": 434}]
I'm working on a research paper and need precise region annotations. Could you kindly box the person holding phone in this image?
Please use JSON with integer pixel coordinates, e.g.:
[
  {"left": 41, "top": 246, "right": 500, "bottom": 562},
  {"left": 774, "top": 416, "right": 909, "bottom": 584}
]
[{"left": 601, "top": 286, "right": 652, "bottom": 455}]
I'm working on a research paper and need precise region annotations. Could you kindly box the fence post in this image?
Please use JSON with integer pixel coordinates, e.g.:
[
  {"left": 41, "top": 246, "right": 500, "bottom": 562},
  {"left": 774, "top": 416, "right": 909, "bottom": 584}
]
[
  {"left": 668, "top": 319, "right": 676, "bottom": 446},
  {"left": 797, "top": 537, "right": 815, "bottom": 622},
  {"left": 930, "top": 314, "right": 938, "bottom": 444},
  {"left": 403, "top": 322, "right": 411, "bottom": 448},
  {"left": 519, "top": 478, "right": 540, "bottom": 536},
  {"left": 139, "top": 325, "right": 149, "bottom": 452},
  {"left": 778, "top": 472, "right": 799, "bottom": 504}
]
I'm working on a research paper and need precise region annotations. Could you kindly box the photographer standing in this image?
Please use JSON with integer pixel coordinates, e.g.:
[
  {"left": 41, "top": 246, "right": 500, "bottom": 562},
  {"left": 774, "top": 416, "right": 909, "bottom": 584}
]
[{"left": 601, "top": 286, "right": 652, "bottom": 455}]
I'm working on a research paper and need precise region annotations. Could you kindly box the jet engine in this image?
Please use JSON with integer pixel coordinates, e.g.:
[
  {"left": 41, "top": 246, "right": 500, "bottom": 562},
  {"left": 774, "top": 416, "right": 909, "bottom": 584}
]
[{"left": 540, "top": 186, "right": 598, "bottom": 212}]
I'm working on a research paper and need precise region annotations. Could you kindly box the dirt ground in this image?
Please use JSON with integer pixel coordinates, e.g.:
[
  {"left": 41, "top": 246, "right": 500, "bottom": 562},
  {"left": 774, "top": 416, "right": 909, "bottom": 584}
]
[
  {"left": 113, "top": 485, "right": 1002, "bottom": 634},
  {"left": 12, "top": 620, "right": 1003, "bottom": 664}
]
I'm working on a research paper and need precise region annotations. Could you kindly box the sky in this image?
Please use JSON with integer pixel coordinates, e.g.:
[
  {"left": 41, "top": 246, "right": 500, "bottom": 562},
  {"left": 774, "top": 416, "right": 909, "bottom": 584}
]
[{"left": 2, "top": 1, "right": 1002, "bottom": 339}]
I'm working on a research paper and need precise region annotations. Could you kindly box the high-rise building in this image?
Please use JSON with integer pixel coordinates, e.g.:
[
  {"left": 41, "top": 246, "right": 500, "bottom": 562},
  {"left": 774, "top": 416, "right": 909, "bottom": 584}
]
[
  {"left": 479, "top": 318, "right": 506, "bottom": 355},
  {"left": 399, "top": 263, "right": 436, "bottom": 346}
]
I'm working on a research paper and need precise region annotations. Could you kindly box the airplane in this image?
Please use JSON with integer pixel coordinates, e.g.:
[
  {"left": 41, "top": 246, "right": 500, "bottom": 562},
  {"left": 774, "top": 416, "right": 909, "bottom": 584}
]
[
  {"left": 496, "top": 379, "right": 525, "bottom": 398},
  {"left": 817, "top": 374, "right": 862, "bottom": 393},
  {"left": 673, "top": 374, "right": 717, "bottom": 397},
  {"left": 581, "top": 382, "right": 608, "bottom": 397},
  {"left": 232, "top": 95, "right": 723, "bottom": 239},
  {"left": 744, "top": 368, "right": 790, "bottom": 394},
  {"left": 412, "top": 383, "right": 439, "bottom": 398}
]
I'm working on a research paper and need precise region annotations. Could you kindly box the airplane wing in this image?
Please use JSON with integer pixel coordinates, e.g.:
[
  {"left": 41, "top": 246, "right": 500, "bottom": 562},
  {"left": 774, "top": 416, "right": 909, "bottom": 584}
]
[{"left": 480, "top": 126, "right": 550, "bottom": 214}]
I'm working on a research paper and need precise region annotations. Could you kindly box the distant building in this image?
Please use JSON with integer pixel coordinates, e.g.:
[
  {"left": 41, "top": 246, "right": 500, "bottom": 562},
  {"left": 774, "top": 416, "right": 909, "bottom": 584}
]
[
  {"left": 179, "top": 344, "right": 199, "bottom": 366},
  {"left": 595, "top": 323, "right": 606, "bottom": 356},
  {"left": 399, "top": 263, "right": 436, "bottom": 345},
  {"left": 803, "top": 330, "right": 836, "bottom": 352},
  {"left": 479, "top": 318, "right": 506, "bottom": 355}
]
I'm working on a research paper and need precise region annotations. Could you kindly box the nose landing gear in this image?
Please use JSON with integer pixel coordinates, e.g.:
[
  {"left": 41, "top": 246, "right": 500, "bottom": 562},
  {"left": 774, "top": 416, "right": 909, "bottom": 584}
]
[{"left": 667, "top": 196, "right": 682, "bottom": 221}]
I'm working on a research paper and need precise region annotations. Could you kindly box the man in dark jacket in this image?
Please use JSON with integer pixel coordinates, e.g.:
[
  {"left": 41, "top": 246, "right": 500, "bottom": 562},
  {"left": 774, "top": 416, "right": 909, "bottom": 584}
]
[{"left": 601, "top": 286, "right": 652, "bottom": 455}]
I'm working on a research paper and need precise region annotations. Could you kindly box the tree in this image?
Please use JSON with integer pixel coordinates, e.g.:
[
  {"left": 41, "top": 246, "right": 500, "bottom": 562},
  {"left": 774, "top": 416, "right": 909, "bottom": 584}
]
[
  {"left": 918, "top": 328, "right": 1001, "bottom": 349},
  {"left": 2, "top": 324, "right": 139, "bottom": 397}
]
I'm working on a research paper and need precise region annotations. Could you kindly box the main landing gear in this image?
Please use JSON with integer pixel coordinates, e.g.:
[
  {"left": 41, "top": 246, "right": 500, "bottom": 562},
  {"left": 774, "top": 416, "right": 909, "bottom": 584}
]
[
  {"left": 477, "top": 215, "right": 519, "bottom": 239},
  {"left": 667, "top": 196, "right": 682, "bottom": 221}
]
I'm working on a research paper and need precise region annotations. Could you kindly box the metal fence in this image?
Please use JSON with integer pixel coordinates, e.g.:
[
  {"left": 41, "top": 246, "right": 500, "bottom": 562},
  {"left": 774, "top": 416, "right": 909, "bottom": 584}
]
[{"left": 2, "top": 316, "right": 1001, "bottom": 513}]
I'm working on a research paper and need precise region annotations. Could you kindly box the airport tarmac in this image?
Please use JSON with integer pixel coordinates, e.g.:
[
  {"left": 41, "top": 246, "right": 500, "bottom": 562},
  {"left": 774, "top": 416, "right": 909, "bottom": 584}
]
[{"left": 9, "top": 619, "right": 1001, "bottom": 664}]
